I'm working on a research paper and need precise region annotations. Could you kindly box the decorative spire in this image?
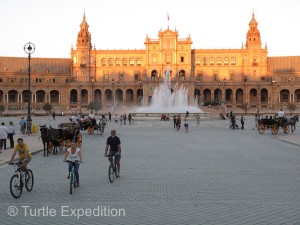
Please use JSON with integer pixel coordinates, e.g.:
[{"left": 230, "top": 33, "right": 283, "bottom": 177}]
[
  {"left": 76, "top": 11, "right": 92, "bottom": 50},
  {"left": 245, "top": 11, "right": 261, "bottom": 48}
]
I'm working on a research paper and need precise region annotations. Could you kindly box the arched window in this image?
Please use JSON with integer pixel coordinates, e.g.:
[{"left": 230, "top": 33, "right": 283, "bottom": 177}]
[
  {"left": 231, "top": 57, "right": 236, "bottom": 65},
  {"left": 179, "top": 70, "right": 185, "bottom": 78},
  {"left": 137, "top": 58, "right": 142, "bottom": 66},
  {"left": 122, "top": 58, "right": 127, "bottom": 66},
  {"left": 217, "top": 58, "right": 222, "bottom": 65},
  {"left": 101, "top": 58, "right": 106, "bottom": 66},
  {"left": 209, "top": 58, "right": 215, "bottom": 65},
  {"left": 115, "top": 58, "right": 121, "bottom": 66},
  {"left": 196, "top": 58, "right": 200, "bottom": 65},
  {"left": 151, "top": 70, "right": 157, "bottom": 78},
  {"left": 129, "top": 58, "right": 134, "bottom": 66},
  {"left": 224, "top": 58, "right": 229, "bottom": 65},
  {"left": 108, "top": 58, "right": 113, "bottom": 66}
]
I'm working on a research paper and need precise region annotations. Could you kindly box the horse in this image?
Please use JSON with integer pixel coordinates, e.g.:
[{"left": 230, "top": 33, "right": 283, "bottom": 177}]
[
  {"left": 97, "top": 117, "right": 107, "bottom": 135},
  {"left": 39, "top": 125, "right": 51, "bottom": 157},
  {"left": 284, "top": 115, "right": 299, "bottom": 132}
]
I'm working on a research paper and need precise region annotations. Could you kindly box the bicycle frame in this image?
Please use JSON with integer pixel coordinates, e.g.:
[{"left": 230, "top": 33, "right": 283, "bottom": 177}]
[
  {"left": 9, "top": 162, "right": 34, "bottom": 198},
  {"left": 66, "top": 160, "right": 81, "bottom": 194},
  {"left": 106, "top": 154, "right": 119, "bottom": 183}
]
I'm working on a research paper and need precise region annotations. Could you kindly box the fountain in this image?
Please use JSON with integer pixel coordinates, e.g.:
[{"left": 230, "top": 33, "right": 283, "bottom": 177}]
[{"left": 137, "top": 67, "right": 203, "bottom": 113}]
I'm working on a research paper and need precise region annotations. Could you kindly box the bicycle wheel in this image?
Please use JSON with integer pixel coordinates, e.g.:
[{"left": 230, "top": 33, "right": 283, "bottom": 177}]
[
  {"left": 108, "top": 165, "right": 115, "bottom": 183},
  {"left": 70, "top": 173, "right": 73, "bottom": 194},
  {"left": 10, "top": 174, "right": 22, "bottom": 199},
  {"left": 25, "top": 170, "right": 34, "bottom": 191}
]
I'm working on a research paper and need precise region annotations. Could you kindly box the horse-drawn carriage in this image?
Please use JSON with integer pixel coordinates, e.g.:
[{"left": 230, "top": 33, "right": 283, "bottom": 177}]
[
  {"left": 258, "top": 115, "right": 298, "bottom": 135},
  {"left": 40, "top": 122, "right": 82, "bottom": 156},
  {"left": 77, "top": 118, "right": 107, "bottom": 135}
]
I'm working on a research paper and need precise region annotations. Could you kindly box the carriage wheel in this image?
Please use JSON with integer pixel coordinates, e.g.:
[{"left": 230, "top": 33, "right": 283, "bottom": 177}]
[
  {"left": 271, "top": 124, "right": 279, "bottom": 135},
  {"left": 65, "top": 139, "right": 71, "bottom": 149},
  {"left": 258, "top": 124, "right": 265, "bottom": 134},
  {"left": 48, "top": 142, "right": 53, "bottom": 153},
  {"left": 77, "top": 134, "right": 82, "bottom": 148},
  {"left": 59, "top": 141, "right": 65, "bottom": 150},
  {"left": 283, "top": 125, "right": 289, "bottom": 134}
]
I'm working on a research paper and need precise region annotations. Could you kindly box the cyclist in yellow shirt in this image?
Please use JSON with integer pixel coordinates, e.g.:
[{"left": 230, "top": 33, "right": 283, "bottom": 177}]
[{"left": 8, "top": 138, "right": 32, "bottom": 177}]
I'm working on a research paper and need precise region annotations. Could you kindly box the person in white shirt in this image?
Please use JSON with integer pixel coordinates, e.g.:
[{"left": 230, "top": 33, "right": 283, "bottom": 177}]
[
  {"left": 88, "top": 111, "right": 95, "bottom": 119},
  {"left": 63, "top": 141, "right": 82, "bottom": 187},
  {"left": 7, "top": 121, "right": 15, "bottom": 149},
  {"left": 0, "top": 122, "right": 8, "bottom": 152},
  {"left": 277, "top": 108, "right": 285, "bottom": 118}
]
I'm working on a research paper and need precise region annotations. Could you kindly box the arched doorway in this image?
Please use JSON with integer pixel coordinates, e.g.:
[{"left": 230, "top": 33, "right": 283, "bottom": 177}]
[
  {"left": 126, "top": 89, "right": 134, "bottom": 105},
  {"left": 236, "top": 89, "right": 244, "bottom": 104},
  {"left": 94, "top": 89, "right": 102, "bottom": 103}
]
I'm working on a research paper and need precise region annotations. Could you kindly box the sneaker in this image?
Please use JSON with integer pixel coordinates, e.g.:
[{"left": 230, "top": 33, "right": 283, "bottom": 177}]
[{"left": 67, "top": 174, "right": 70, "bottom": 179}]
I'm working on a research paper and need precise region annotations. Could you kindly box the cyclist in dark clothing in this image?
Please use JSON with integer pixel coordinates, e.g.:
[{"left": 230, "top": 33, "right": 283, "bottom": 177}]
[{"left": 104, "top": 130, "right": 121, "bottom": 177}]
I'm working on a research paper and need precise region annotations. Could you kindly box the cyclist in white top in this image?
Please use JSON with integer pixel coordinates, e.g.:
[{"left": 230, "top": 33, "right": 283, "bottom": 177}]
[{"left": 63, "top": 141, "right": 82, "bottom": 187}]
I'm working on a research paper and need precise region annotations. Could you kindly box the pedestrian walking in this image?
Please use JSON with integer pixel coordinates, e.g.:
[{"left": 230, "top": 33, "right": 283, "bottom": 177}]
[
  {"left": 184, "top": 116, "right": 189, "bottom": 132},
  {"left": 52, "top": 111, "right": 56, "bottom": 120},
  {"left": 7, "top": 121, "right": 15, "bottom": 149},
  {"left": 19, "top": 117, "right": 26, "bottom": 134},
  {"left": 195, "top": 114, "right": 200, "bottom": 127},
  {"left": 240, "top": 115, "right": 245, "bottom": 130},
  {"left": 0, "top": 122, "right": 8, "bottom": 152},
  {"left": 173, "top": 115, "right": 176, "bottom": 128},
  {"left": 115, "top": 114, "right": 118, "bottom": 124},
  {"left": 108, "top": 112, "right": 112, "bottom": 122}
]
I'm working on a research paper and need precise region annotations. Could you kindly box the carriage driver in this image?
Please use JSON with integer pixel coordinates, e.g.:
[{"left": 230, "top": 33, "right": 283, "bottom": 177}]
[
  {"left": 88, "top": 111, "right": 96, "bottom": 125},
  {"left": 277, "top": 108, "right": 285, "bottom": 123}
]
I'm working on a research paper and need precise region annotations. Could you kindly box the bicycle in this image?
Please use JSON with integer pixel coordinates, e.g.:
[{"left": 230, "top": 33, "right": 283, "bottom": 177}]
[
  {"left": 8, "top": 162, "right": 34, "bottom": 199},
  {"left": 65, "top": 160, "right": 81, "bottom": 194},
  {"left": 105, "top": 154, "right": 119, "bottom": 183}
]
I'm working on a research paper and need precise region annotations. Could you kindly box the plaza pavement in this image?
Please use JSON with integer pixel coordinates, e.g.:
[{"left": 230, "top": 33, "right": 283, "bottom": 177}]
[{"left": 0, "top": 115, "right": 300, "bottom": 224}]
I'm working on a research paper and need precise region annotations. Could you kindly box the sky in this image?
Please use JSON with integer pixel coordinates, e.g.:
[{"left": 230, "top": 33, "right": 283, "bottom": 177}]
[{"left": 0, "top": 0, "right": 299, "bottom": 58}]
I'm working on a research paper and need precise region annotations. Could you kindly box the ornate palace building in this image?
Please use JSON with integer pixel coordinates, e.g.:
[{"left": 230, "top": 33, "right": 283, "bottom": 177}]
[{"left": 0, "top": 12, "right": 300, "bottom": 112}]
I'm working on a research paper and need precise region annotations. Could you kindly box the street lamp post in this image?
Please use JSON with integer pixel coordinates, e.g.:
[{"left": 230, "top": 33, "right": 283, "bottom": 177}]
[
  {"left": 218, "top": 81, "right": 221, "bottom": 106},
  {"left": 24, "top": 42, "right": 35, "bottom": 121},
  {"left": 117, "top": 81, "right": 120, "bottom": 106},
  {"left": 223, "top": 79, "right": 227, "bottom": 105},
  {"left": 138, "top": 79, "right": 142, "bottom": 106},
  {"left": 257, "top": 81, "right": 260, "bottom": 114},
  {"left": 112, "top": 79, "right": 115, "bottom": 107},
  {"left": 196, "top": 79, "right": 201, "bottom": 106}
]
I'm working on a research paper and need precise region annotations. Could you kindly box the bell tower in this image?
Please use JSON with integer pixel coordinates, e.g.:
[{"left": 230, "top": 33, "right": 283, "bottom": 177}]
[
  {"left": 243, "top": 11, "right": 268, "bottom": 81},
  {"left": 71, "top": 12, "right": 92, "bottom": 82},
  {"left": 245, "top": 11, "right": 262, "bottom": 49}
]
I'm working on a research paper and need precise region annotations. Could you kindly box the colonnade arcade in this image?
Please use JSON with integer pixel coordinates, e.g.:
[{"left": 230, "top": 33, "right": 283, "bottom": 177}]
[{"left": 0, "top": 86, "right": 299, "bottom": 111}]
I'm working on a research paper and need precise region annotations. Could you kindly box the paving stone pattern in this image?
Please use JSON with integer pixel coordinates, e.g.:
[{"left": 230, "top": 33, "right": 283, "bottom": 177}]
[{"left": 0, "top": 116, "right": 300, "bottom": 224}]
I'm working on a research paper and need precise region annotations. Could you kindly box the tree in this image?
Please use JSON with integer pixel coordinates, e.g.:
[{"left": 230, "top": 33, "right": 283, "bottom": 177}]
[
  {"left": 241, "top": 103, "right": 249, "bottom": 113},
  {"left": 287, "top": 102, "right": 296, "bottom": 114},
  {"left": 43, "top": 103, "right": 52, "bottom": 115},
  {"left": 0, "top": 105, "right": 4, "bottom": 116},
  {"left": 87, "top": 101, "right": 103, "bottom": 113}
]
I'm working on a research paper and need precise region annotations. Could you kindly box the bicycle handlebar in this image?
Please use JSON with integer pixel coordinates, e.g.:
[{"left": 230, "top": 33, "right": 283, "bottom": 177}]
[{"left": 64, "top": 160, "right": 83, "bottom": 163}]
